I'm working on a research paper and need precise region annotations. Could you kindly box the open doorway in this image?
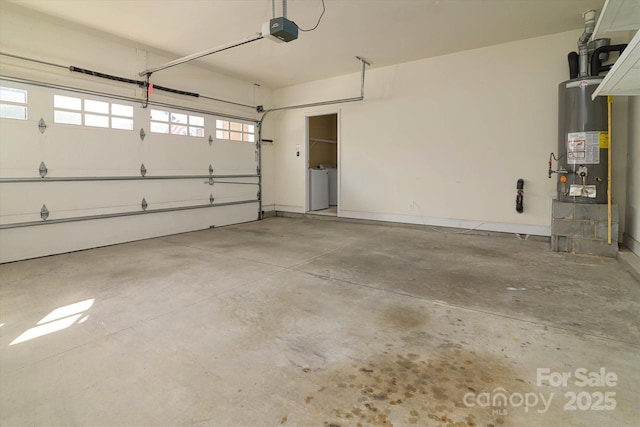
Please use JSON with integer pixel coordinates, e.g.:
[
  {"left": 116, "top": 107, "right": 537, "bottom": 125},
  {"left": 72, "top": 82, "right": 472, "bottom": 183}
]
[{"left": 306, "top": 113, "right": 338, "bottom": 216}]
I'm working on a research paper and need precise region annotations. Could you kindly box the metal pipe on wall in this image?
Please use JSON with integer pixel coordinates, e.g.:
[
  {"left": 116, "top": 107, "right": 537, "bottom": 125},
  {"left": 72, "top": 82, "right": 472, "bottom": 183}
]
[
  {"left": 259, "top": 56, "right": 369, "bottom": 117},
  {"left": 0, "top": 199, "right": 259, "bottom": 230}
]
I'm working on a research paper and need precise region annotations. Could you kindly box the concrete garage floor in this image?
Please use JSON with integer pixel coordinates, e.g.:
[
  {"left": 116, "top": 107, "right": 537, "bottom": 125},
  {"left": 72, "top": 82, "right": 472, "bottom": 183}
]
[{"left": 1, "top": 217, "right": 639, "bottom": 427}]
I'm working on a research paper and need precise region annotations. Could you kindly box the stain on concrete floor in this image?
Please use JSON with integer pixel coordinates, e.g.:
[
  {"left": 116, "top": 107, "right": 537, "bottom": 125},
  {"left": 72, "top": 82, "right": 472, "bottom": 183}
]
[{"left": 292, "top": 344, "right": 523, "bottom": 427}]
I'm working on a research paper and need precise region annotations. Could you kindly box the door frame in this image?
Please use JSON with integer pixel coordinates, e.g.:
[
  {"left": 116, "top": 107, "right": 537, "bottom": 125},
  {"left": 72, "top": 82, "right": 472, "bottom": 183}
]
[{"left": 304, "top": 110, "right": 340, "bottom": 214}]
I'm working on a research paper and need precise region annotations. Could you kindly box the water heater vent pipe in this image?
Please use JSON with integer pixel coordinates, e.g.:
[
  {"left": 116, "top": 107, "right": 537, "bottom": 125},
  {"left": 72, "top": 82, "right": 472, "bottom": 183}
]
[{"left": 578, "top": 10, "right": 596, "bottom": 77}]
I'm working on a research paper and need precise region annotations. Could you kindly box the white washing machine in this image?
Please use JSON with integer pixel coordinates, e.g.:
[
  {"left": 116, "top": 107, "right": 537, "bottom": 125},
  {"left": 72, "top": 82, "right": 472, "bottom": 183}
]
[{"left": 309, "top": 168, "right": 329, "bottom": 211}]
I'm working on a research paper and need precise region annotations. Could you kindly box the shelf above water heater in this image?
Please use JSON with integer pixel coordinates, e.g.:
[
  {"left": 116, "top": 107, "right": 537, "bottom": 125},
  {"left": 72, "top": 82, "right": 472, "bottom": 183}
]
[
  {"left": 592, "top": 0, "right": 640, "bottom": 35},
  {"left": 592, "top": 30, "right": 640, "bottom": 98},
  {"left": 591, "top": 0, "right": 640, "bottom": 99}
]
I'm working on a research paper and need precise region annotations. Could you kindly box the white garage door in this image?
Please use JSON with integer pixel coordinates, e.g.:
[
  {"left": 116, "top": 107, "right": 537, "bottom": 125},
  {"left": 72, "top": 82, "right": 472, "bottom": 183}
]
[{"left": 0, "top": 80, "right": 260, "bottom": 263}]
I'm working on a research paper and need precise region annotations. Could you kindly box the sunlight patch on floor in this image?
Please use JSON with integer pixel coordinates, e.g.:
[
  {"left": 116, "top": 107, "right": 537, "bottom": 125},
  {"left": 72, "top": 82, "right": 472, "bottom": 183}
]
[{"left": 10, "top": 299, "right": 94, "bottom": 346}]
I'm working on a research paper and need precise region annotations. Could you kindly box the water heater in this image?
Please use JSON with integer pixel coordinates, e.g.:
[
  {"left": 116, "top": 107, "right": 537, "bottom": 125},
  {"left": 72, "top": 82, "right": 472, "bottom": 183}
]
[{"left": 556, "top": 77, "right": 608, "bottom": 204}]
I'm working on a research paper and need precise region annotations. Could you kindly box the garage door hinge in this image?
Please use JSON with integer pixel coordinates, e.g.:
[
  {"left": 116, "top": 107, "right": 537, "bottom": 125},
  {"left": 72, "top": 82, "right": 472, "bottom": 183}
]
[
  {"left": 140, "top": 164, "right": 147, "bottom": 177},
  {"left": 208, "top": 135, "right": 214, "bottom": 146},
  {"left": 39, "top": 162, "right": 48, "bottom": 178},
  {"left": 257, "top": 190, "right": 261, "bottom": 200},
  {"left": 139, "top": 128, "right": 146, "bottom": 141},
  {"left": 256, "top": 166, "right": 260, "bottom": 175},
  {"left": 209, "top": 164, "right": 214, "bottom": 175},
  {"left": 38, "top": 118, "right": 47, "bottom": 134},
  {"left": 40, "top": 204, "right": 49, "bottom": 221},
  {"left": 141, "top": 198, "right": 148, "bottom": 211},
  {"left": 210, "top": 194, "right": 215, "bottom": 204}
]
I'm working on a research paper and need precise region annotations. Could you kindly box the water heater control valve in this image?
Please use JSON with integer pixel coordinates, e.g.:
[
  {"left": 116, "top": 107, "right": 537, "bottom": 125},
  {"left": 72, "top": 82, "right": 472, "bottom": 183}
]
[
  {"left": 577, "top": 166, "right": 588, "bottom": 178},
  {"left": 547, "top": 152, "right": 568, "bottom": 178}
]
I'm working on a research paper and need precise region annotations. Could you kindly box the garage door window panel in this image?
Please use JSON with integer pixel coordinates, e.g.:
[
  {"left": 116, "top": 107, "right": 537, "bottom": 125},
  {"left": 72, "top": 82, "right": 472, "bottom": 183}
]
[
  {"left": 54, "top": 95, "right": 134, "bottom": 130},
  {"left": 215, "top": 119, "right": 255, "bottom": 142},
  {"left": 151, "top": 109, "right": 203, "bottom": 137},
  {"left": 0, "top": 87, "right": 28, "bottom": 120}
]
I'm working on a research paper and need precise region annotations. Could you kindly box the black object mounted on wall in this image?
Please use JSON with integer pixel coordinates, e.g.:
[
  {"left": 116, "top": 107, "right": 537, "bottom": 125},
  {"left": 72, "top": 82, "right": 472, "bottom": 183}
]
[
  {"left": 590, "top": 44, "right": 627, "bottom": 76},
  {"left": 516, "top": 179, "right": 524, "bottom": 213}
]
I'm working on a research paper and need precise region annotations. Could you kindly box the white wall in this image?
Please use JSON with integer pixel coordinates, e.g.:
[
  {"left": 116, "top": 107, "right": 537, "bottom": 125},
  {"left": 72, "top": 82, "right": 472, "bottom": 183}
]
[
  {"left": 0, "top": 3, "right": 274, "bottom": 262},
  {"left": 272, "top": 29, "right": 631, "bottom": 236},
  {"left": 626, "top": 96, "right": 640, "bottom": 256}
]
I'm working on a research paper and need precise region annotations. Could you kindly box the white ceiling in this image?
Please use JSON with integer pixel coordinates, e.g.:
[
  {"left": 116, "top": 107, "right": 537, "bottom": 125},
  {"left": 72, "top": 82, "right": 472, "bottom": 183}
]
[{"left": 7, "top": 0, "right": 606, "bottom": 89}]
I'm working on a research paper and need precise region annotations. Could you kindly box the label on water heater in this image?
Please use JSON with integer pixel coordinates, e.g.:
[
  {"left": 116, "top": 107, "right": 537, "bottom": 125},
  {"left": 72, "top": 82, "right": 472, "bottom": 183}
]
[
  {"left": 599, "top": 133, "right": 609, "bottom": 149},
  {"left": 569, "top": 185, "right": 596, "bottom": 198},
  {"left": 567, "top": 131, "right": 603, "bottom": 165}
]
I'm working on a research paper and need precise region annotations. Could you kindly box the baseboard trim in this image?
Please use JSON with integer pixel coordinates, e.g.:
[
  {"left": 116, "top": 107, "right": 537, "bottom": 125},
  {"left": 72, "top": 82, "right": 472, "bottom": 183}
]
[
  {"left": 338, "top": 210, "right": 550, "bottom": 237},
  {"left": 623, "top": 233, "right": 640, "bottom": 257},
  {"left": 275, "top": 205, "right": 305, "bottom": 214},
  {"left": 273, "top": 206, "right": 550, "bottom": 237}
]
